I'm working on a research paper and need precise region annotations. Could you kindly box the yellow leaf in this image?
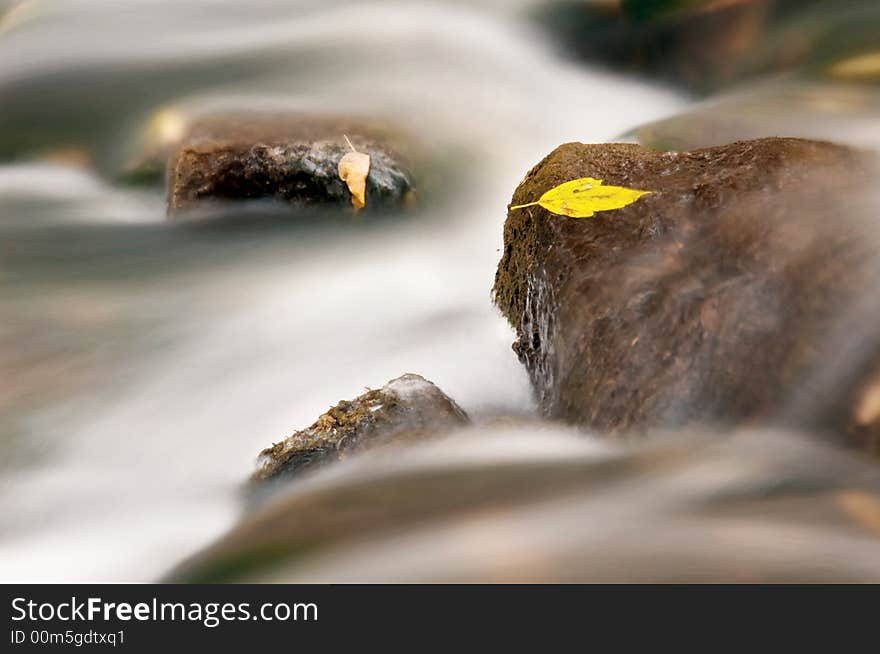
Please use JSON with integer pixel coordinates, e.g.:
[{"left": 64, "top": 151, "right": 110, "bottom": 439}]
[
  {"left": 338, "top": 135, "right": 370, "bottom": 212},
  {"left": 510, "top": 177, "right": 653, "bottom": 218}
]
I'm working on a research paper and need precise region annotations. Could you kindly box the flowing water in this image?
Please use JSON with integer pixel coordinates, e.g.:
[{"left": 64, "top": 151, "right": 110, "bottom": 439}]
[
  {"left": 3, "top": 1, "right": 880, "bottom": 582},
  {"left": 0, "top": 0, "right": 685, "bottom": 581}
]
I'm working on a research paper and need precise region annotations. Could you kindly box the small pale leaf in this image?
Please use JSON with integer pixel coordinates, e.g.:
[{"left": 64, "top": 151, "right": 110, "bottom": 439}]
[
  {"left": 338, "top": 151, "right": 371, "bottom": 212},
  {"left": 510, "top": 177, "right": 653, "bottom": 218}
]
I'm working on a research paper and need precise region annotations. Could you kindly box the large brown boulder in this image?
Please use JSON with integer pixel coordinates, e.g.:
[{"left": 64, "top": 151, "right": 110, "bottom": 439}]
[{"left": 493, "top": 137, "right": 880, "bottom": 451}]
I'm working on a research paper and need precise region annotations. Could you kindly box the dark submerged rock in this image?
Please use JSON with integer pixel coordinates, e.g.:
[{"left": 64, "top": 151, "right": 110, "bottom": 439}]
[
  {"left": 168, "top": 426, "right": 880, "bottom": 582},
  {"left": 534, "top": 0, "right": 880, "bottom": 93},
  {"left": 252, "top": 374, "right": 468, "bottom": 483},
  {"left": 494, "top": 137, "right": 880, "bottom": 451},
  {"left": 166, "top": 113, "right": 415, "bottom": 216},
  {"left": 533, "top": 0, "right": 779, "bottom": 92},
  {"left": 626, "top": 79, "right": 880, "bottom": 153}
]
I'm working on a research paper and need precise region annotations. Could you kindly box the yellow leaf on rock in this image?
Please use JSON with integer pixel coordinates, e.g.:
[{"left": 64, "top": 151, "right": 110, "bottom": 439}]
[
  {"left": 338, "top": 136, "right": 370, "bottom": 212},
  {"left": 510, "top": 177, "right": 653, "bottom": 218}
]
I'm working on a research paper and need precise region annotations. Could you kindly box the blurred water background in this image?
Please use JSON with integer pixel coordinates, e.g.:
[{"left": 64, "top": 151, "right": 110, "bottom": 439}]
[
  {"left": 0, "top": 0, "right": 686, "bottom": 581},
  {"left": 1, "top": 0, "right": 878, "bottom": 581}
]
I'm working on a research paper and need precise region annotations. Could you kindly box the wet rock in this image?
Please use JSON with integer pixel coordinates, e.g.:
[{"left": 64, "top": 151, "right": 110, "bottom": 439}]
[
  {"left": 626, "top": 79, "right": 880, "bottom": 152},
  {"left": 252, "top": 374, "right": 468, "bottom": 483},
  {"left": 534, "top": 0, "right": 880, "bottom": 93},
  {"left": 168, "top": 425, "right": 880, "bottom": 582},
  {"left": 165, "top": 112, "right": 415, "bottom": 216},
  {"left": 494, "top": 137, "right": 880, "bottom": 450}
]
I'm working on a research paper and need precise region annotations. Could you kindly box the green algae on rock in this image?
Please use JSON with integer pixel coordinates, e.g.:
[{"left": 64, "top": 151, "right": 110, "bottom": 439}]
[
  {"left": 252, "top": 374, "right": 468, "bottom": 483},
  {"left": 494, "top": 137, "right": 880, "bottom": 451}
]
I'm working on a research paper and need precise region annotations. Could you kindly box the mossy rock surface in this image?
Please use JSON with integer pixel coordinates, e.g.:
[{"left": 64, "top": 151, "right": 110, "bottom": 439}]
[
  {"left": 252, "top": 373, "right": 468, "bottom": 484},
  {"left": 494, "top": 137, "right": 880, "bottom": 451},
  {"left": 164, "top": 113, "right": 415, "bottom": 217}
]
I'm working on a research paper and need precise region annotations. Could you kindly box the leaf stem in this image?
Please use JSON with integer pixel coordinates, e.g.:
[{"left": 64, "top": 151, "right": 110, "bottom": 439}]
[
  {"left": 509, "top": 201, "right": 540, "bottom": 210},
  {"left": 343, "top": 134, "right": 358, "bottom": 153}
]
